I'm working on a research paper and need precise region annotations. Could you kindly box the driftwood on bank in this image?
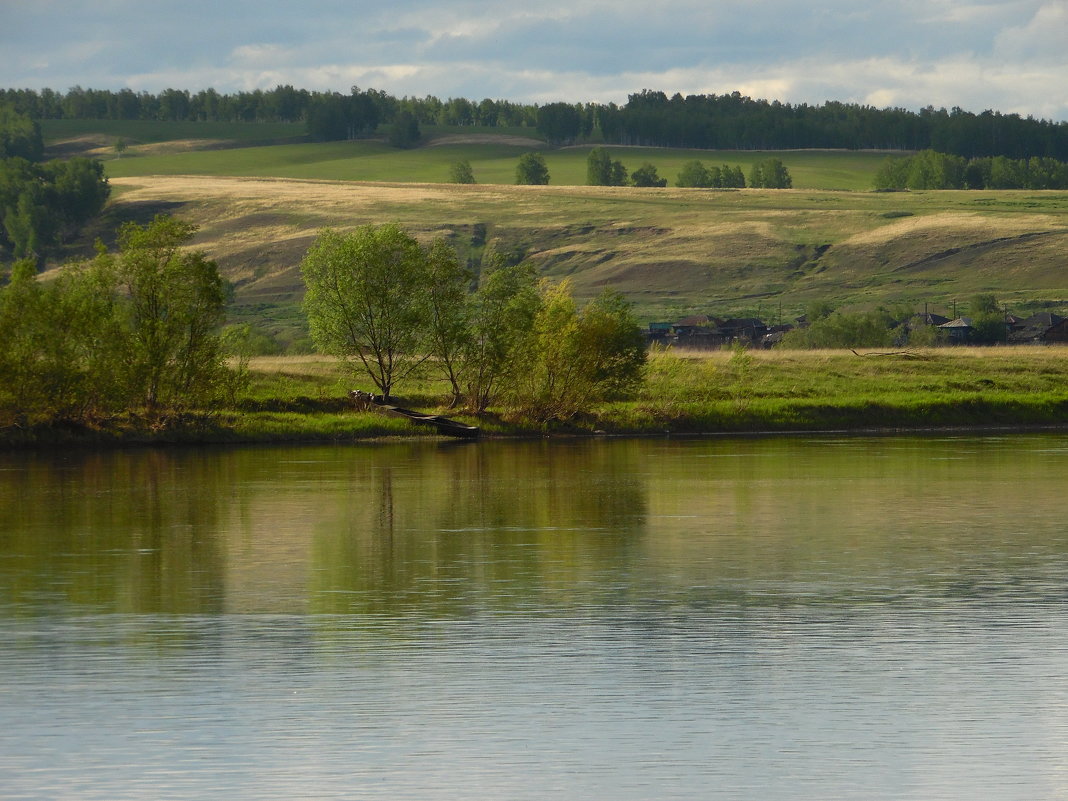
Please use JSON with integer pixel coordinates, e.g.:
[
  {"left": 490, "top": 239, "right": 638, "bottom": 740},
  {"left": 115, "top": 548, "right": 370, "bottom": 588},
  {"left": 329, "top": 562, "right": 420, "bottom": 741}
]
[
  {"left": 851, "top": 349, "right": 929, "bottom": 359},
  {"left": 349, "top": 390, "right": 480, "bottom": 438}
]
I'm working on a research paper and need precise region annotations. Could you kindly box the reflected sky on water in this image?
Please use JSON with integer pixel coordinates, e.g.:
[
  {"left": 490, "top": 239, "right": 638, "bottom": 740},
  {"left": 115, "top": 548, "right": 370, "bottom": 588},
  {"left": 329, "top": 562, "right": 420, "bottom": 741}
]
[{"left": 3, "top": 435, "right": 1068, "bottom": 800}]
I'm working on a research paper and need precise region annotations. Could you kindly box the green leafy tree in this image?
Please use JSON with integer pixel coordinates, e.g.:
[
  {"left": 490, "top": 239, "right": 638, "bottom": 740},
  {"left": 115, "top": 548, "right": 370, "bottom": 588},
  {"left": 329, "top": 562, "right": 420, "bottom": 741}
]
[
  {"left": 721, "top": 164, "right": 746, "bottom": 188},
  {"left": 458, "top": 258, "right": 541, "bottom": 412},
  {"left": 424, "top": 238, "right": 473, "bottom": 406},
  {"left": 515, "top": 152, "right": 550, "bottom": 185},
  {"left": 107, "top": 215, "right": 229, "bottom": 410},
  {"left": 42, "top": 157, "right": 110, "bottom": 240},
  {"left": 749, "top": 157, "right": 792, "bottom": 188},
  {"left": 0, "top": 104, "right": 43, "bottom": 161},
  {"left": 967, "top": 294, "right": 1007, "bottom": 344},
  {"left": 536, "top": 102, "right": 582, "bottom": 145},
  {"left": 301, "top": 224, "right": 430, "bottom": 398},
  {"left": 586, "top": 147, "right": 628, "bottom": 186},
  {"left": 676, "top": 160, "right": 713, "bottom": 188},
  {"left": 388, "top": 109, "right": 421, "bottom": 148},
  {"left": 630, "top": 162, "right": 667, "bottom": 187},
  {"left": 449, "top": 159, "right": 476, "bottom": 184},
  {"left": 874, "top": 155, "right": 912, "bottom": 190},
  {"left": 0, "top": 256, "right": 133, "bottom": 424},
  {"left": 780, "top": 309, "right": 897, "bottom": 348},
  {"left": 505, "top": 283, "right": 646, "bottom": 422}
]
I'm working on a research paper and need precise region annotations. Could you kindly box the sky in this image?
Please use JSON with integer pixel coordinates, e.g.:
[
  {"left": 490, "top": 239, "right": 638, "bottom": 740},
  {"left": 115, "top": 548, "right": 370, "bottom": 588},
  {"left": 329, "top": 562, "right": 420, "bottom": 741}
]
[{"left": 3, "top": 0, "right": 1067, "bottom": 121}]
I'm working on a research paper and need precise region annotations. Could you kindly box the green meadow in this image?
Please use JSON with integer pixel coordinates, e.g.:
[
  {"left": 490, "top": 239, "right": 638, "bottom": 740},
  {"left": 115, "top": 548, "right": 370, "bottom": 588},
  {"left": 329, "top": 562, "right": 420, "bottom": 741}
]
[
  {"left": 22, "top": 120, "right": 1068, "bottom": 442},
  {"left": 45, "top": 118, "right": 888, "bottom": 190}
]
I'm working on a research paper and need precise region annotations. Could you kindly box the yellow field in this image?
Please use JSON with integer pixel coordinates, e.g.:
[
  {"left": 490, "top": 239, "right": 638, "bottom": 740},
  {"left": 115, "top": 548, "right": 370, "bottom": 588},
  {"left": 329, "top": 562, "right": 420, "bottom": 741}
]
[{"left": 100, "top": 175, "right": 1068, "bottom": 326}]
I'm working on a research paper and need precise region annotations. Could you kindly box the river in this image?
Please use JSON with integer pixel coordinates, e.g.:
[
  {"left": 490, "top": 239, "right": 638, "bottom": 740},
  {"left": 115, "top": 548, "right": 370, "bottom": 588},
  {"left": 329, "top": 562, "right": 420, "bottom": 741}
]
[{"left": 2, "top": 435, "right": 1068, "bottom": 800}]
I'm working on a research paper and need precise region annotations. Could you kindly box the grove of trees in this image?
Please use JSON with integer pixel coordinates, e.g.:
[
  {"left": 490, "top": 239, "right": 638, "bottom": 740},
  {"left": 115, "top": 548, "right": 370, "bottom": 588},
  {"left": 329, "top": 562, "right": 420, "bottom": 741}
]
[
  {"left": 675, "top": 161, "right": 746, "bottom": 188},
  {"left": 0, "top": 215, "right": 237, "bottom": 426},
  {"left": 300, "top": 224, "right": 646, "bottom": 421},
  {"left": 874, "top": 149, "right": 1068, "bottom": 190}
]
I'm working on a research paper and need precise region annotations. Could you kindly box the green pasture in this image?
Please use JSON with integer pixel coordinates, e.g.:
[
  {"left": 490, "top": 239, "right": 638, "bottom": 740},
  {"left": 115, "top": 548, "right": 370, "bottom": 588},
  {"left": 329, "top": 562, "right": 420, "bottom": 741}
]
[{"left": 104, "top": 140, "right": 890, "bottom": 190}]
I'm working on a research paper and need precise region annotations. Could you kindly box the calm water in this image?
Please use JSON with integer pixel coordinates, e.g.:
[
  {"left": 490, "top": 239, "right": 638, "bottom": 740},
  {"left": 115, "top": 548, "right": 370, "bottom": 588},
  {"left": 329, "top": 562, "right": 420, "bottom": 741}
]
[{"left": 3, "top": 435, "right": 1068, "bottom": 800}]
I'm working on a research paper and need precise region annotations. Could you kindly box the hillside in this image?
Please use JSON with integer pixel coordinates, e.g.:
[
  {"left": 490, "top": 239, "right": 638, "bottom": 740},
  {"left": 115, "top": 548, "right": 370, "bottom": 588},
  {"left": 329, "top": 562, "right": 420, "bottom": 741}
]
[
  {"left": 35, "top": 123, "right": 1068, "bottom": 348},
  {"left": 99, "top": 175, "right": 1068, "bottom": 342}
]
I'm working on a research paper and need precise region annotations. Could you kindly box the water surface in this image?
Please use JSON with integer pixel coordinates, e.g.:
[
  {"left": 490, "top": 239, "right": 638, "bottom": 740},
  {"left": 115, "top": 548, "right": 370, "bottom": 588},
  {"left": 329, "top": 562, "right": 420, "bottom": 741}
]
[{"left": 3, "top": 436, "right": 1068, "bottom": 800}]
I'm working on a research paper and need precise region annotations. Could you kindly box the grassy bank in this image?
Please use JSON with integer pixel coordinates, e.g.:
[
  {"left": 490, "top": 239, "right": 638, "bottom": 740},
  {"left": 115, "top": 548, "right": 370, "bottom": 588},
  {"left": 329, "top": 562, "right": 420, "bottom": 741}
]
[{"left": 6, "top": 348, "right": 1068, "bottom": 447}]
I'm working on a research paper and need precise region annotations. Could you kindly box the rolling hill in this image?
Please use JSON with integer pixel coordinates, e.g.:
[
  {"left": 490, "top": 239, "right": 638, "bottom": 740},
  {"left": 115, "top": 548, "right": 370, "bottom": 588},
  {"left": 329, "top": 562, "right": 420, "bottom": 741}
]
[{"left": 42, "top": 122, "right": 1068, "bottom": 348}]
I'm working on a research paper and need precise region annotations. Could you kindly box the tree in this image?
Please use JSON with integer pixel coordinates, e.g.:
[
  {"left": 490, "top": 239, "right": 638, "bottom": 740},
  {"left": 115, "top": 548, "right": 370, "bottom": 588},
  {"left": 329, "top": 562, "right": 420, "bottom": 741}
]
[
  {"left": 301, "top": 224, "right": 431, "bottom": 398},
  {"left": 630, "top": 162, "right": 666, "bottom": 187},
  {"left": 515, "top": 152, "right": 550, "bottom": 185},
  {"left": 749, "top": 157, "right": 792, "bottom": 188},
  {"left": 0, "top": 258, "right": 125, "bottom": 423},
  {"left": 424, "top": 238, "right": 473, "bottom": 406},
  {"left": 449, "top": 159, "right": 476, "bottom": 184},
  {"left": 0, "top": 104, "right": 43, "bottom": 161},
  {"left": 968, "top": 294, "right": 1007, "bottom": 344},
  {"left": 458, "top": 258, "right": 541, "bottom": 412},
  {"left": 388, "top": 109, "right": 421, "bottom": 148},
  {"left": 586, "top": 147, "right": 628, "bottom": 186},
  {"left": 536, "top": 102, "right": 582, "bottom": 144},
  {"left": 107, "top": 215, "right": 229, "bottom": 410},
  {"left": 676, "top": 160, "right": 713, "bottom": 188},
  {"left": 505, "top": 283, "right": 646, "bottom": 422}
]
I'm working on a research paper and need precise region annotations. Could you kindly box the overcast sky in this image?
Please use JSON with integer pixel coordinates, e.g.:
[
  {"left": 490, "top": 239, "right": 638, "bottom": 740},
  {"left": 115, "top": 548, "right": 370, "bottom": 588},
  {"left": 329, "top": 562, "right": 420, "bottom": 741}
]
[{"left": 3, "top": 0, "right": 1067, "bottom": 120}]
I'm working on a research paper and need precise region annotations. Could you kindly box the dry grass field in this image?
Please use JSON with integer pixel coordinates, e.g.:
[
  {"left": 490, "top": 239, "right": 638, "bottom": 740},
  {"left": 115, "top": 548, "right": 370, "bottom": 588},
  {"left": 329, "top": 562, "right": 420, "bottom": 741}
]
[{"left": 101, "top": 175, "right": 1068, "bottom": 340}]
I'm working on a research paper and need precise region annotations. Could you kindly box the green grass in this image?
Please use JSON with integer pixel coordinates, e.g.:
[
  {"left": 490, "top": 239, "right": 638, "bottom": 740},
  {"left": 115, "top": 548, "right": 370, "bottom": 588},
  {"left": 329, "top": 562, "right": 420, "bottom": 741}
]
[
  {"left": 8, "top": 348, "right": 1068, "bottom": 447},
  {"left": 102, "top": 139, "right": 889, "bottom": 190}
]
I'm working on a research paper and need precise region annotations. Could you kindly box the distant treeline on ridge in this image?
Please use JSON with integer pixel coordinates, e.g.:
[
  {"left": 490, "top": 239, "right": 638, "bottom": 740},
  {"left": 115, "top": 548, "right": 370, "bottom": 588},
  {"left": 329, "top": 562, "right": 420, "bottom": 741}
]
[{"left": 3, "top": 84, "right": 1068, "bottom": 161}]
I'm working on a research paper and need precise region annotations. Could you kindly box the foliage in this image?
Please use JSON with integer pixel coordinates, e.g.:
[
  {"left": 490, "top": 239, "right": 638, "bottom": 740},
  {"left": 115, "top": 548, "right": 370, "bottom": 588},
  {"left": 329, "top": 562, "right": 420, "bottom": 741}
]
[
  {"left": 515, "top": 152, "right": 550, "bottom": 185},
  {"left": 675, "top": 160, "right": 744, "bottom": 188},
  {"left": 0, "top": 215, "right": 233, "bottom": 426},
  {"left": 300, "top": 224, "right": 431, "bottom": 398},
  {"left": 502, "top": 282, "right": 647, "bottom": 422},
  {"left": 0, "top": 155, "right": 109, "bottom": 260},
  {"left": 874, "top": 149, "right": 1068, "bottom": 190},
  {"left": 305, "top": 88, "right": 380, "bottom": 141},
  {"left": 107, "top": 215, "right": 229, "bottom": 410},
  {"left": 449, "top": 159, "right": 476, "bottom": 184},
  {"left": 676, "top": 160, "right": 714, "bottom": 188},
  {"left": 424, "top": 238, "right": 474, "bottom": 405},
  {"left": 630, "top": 162, "right": 667, "bottom": 187},
  {"left": 11, "top": 83, "right": 1068, "bottom": 161},
  {"left": 586, "top": 147, "right": 628, "bottom": 186},
  {"left": 0, "top": 104, "right": 43, "bottom": 161},
  {"left": 536, "top": 102, "right": 583, "bottom": 145},
  {"left": 780, "top": 309, "right": 899, "bottom": 349},
  {"left": 458, "top": 259, "right": 541, "bottom": 413},
  {"left": 748, "top": 157, "right": 792, "bottom": 188},
  {"left": 388, "top": 110, "right": 421, "bottom": 148}
]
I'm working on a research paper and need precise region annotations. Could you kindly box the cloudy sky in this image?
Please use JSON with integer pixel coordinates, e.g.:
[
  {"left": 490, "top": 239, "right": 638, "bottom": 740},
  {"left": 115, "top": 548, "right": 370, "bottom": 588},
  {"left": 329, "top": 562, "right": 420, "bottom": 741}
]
[{"left": 3, "top": 0, "right": 1067, "bottom": 120}]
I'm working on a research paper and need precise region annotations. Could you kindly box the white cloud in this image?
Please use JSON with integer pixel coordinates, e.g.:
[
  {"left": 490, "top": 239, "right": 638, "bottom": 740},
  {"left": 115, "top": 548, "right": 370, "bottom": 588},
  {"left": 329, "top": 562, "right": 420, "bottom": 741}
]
[{"left": 1, "top": 0, "right": 1066, "bottom": 120}]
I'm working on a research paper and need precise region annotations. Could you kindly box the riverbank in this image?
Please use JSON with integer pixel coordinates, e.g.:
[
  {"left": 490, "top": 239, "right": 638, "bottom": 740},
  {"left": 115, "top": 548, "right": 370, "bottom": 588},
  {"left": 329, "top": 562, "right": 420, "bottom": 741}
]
[{"left": 4, "top": 347, "right": 1068, "bottom": 447}]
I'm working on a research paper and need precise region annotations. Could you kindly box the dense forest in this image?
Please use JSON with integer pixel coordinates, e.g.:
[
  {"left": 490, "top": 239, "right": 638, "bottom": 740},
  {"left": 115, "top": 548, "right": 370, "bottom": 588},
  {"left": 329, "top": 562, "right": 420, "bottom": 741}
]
[
  {"left": 0, "top": 105, "right": 109, "bottom": 261},
  {"left": 3, "top": 84, "right": 1068, "bottom": 160}
]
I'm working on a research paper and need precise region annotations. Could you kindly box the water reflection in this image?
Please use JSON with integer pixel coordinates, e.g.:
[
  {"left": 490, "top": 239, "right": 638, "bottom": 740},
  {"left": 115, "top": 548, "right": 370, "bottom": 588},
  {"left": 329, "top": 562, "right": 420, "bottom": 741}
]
[
  {"left": 4, "top": 435, "right": 1068, "bottom": 800},
  {"left": 4, "top": 436, "right": 1068, "bottom": 619}
]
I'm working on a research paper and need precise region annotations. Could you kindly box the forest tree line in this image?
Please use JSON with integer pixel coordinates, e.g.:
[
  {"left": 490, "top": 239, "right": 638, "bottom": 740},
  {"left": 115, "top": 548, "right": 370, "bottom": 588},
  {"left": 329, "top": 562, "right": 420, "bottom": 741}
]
[{"left": 3, "top": 85, "right": 1068, "bottom": 161}]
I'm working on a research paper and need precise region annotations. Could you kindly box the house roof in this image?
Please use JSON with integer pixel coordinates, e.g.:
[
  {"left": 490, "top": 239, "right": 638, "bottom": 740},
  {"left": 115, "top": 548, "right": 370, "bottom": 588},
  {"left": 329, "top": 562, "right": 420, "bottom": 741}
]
[
  {"left": 939, "top": 317, "right": 974, "bottom": 329},
  {"left": 1021, "top": 312, "right": 1065, "bottom": 328},
  {"left": 676, "top": 315, "right": 711, "bottom": 327}
]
